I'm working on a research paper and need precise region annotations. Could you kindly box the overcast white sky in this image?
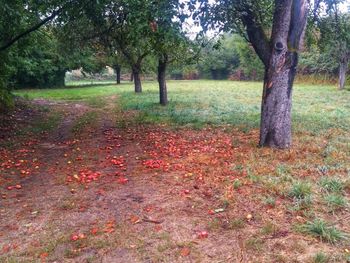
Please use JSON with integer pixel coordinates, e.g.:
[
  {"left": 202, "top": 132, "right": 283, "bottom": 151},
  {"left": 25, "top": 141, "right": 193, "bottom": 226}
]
[
  {"left": 340, "top": 0, "right": 350, "bottom": 12},
  {"left": 185, "top": 1, "right": 350, "bottom": 38}
]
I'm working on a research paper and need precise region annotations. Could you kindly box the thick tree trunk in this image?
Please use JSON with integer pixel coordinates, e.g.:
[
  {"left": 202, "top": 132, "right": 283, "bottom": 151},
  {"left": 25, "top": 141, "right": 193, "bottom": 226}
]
[
  {"left": 114, "top": 65, "right": 121, "bottom": 85},
  {"left": 132, "top": 65, "right": 142, "bottom": 93},
  {"left": 259, "top": 53, "right": 298, "bottom": 148},
  {"left": 252, "top": 0, "right": 308, "bottom": 149},
  {"left": 338, "top": 57, "right": 348, "bottom": 90},
  {"left": 158, "top": 57, "right": 168, "bottom": 106}
]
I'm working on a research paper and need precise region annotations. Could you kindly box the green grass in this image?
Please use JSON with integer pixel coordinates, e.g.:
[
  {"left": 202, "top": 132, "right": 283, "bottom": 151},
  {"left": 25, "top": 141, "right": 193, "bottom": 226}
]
[
  {"left": 298, "top": 219, "right": 346, "bottom": 243},
  {"left": 324, "top": 194, "right": 347, "bottom": 211},
  {"left": 312, "top": 252, "right": 329, "bottom": 263},
  {"left": 319, "top": 177, "right": 345, "bottom": 193},
  {"left": 14, "top": 80, "right": 350, "bottom": 134},
  {"left": 289, "top": 181, "right": 312, "bottom": 200}
]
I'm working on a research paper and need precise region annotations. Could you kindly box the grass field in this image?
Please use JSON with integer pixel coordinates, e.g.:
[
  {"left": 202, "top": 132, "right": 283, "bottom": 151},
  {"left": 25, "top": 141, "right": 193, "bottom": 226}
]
[
  {"left": 15, "top": 80, "right": 350, "bottom": 134},
  {"left": 3, "top": 80, "right": 349, "bottom": 262}
]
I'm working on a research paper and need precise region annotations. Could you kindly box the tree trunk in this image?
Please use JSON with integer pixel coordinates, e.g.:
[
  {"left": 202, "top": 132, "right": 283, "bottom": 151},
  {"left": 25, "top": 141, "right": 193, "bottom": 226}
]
[
  {"left": 130, "top": 72, "right": 134, "bottom": 82},
  {"left": 132, "top": 65, "right": 142, "bottom": 93},
  {"left": 246, "top": 0, "right": 308, "bottom": 149},
  {"left": 338, "top": 57, "right": 348, "bottom": 90},
  {"left": 259, "top": 53, "right": 298, "bottom": 148},
  {"left": 114, "top": 65, "right": 121, "bottom": 85},
  {"left": 158, "top": 57, "right": 168, "bottom": 106}
]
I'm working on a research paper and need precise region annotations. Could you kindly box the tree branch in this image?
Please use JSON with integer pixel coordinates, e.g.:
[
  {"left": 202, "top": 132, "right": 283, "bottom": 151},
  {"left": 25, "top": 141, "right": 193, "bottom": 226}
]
[
  {"left": 288, "top": 0, "right": 309, "bottom": 50},
  {"left": 241, "top": 10, "right": 271, "bottom": 67},
  {"left": 0, "top": 9, "right": 61, "bottom": 52}
]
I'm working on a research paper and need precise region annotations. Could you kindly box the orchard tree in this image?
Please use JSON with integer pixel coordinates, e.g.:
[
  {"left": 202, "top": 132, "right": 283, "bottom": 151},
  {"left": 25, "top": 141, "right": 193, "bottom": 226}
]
[
  {"left": 318, "top": 2, "right": 350, "bottom": 90},
  {"left": 98, "top": 40, "right": 127, "bottom": 85},
  {"left": 199, "top": 0, "right": 310, "bottom": 148},
  {"left": 74, "top": 0, "right": 154, "bottom": 93},
  {"left": 110, "top": 54, "right": 125, "bottom": 85},
  {"left": 148, "top": 0, "right": 194, "bottom": 105},
  {"left": 107, "top": 1, "right": 153, "bottom": 93}
]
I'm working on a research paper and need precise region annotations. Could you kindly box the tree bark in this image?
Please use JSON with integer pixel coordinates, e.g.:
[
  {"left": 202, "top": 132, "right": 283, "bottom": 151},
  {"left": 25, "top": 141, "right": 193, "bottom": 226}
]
[
  {"left": 132, "top": 65, "right": 142, "bottom": 93},
  {"left": 338, "top": 56, "right": 348, "bottom": 90},
  {"left": 158, "top": 56, "right": 168, "bottom": 106},
  {"left": 114, "top": 65, "right": 121, "bottom": 85},
  {"left": 260, "top": 54, "right": 298, "bottom": 148}
]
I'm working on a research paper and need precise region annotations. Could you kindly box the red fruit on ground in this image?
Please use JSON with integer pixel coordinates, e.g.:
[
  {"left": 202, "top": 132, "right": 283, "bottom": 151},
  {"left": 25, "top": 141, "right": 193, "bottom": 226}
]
[
  {"left": 118, "top": 177, "right": 128, "bottom": 184},
  {"left": 198, "top": 231, "right": 208, "bottom": 239},
  {"left": 71, "top": 234, "right": 79, "bottom": 241}
]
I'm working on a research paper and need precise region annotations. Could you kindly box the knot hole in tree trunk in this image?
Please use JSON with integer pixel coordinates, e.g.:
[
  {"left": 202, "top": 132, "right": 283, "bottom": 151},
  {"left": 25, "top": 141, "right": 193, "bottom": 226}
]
[{"left": 274, "top": 41, "right": 284, "bottom": 53}]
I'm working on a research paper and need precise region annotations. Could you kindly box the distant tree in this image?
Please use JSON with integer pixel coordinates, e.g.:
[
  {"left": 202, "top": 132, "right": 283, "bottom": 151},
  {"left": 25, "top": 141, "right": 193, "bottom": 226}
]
[
  {"left": 198, "top": 35, "right": 240, "bottom": 80},
  {"left": 0, "top": 0, "right": 96, "bottom": 110},
  {"left": 234, "top": 36, "right": 265, "bottom": 80},
  {"left": 110, "top": 54, "right": 125, "bottom": 85},
  {"left": 9, "top": 21, "right": 107, "bottom": 89},
  {"left": 148, "top": 0, "right": 194, "bottom": 105},
  {"left": 69, "top": 0, "right": 154, "bottom": 93},
  {"left": 318, "top": 3, "right": 350, "bottom": 89}
]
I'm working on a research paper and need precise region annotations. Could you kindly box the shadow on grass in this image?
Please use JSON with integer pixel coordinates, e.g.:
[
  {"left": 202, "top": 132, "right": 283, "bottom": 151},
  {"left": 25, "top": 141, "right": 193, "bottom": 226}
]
[{"left": 65, "top": 83, "right": 129, "bottom": 89}]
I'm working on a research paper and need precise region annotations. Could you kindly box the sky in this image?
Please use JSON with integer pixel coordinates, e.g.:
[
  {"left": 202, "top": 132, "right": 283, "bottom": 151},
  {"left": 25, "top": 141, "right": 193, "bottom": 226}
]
[
  {"left": 340, "top": 0, "right": 350, "bottom": 12},
  {"left": 185, "top": 1, "right": 350, "bottom": 38}
]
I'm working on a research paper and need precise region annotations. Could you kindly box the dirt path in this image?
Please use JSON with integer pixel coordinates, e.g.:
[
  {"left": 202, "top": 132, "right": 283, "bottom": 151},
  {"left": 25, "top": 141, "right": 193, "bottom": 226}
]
[{"left": 0, "top": 98, "right": 349, "bottom": 263}]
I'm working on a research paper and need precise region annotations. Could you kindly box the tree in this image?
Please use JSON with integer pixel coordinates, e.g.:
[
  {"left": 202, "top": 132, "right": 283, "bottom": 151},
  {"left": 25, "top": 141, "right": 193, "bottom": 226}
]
[
  {"left": 199, "top": 0, "right": 309, "bottom": 148},
  {"left": 196, "top": 34, "right": 264, "bottom": 80},
  {"left": 0, "top": 0, "right": 97, "bottom": 110},
  {"left": 0, "top": 0, "right": 61, "bottom": 110},
  {"left": 8, "top": 29, "right": 105, "bottom": 89},
  {"left": 107, "top": 1, "right": 153, "bottom": 93},
  {"left": 318, "top": 2, "right": 350, "bottom": 90},
  {"left": 71, "top": 0, "right": 154, "bottom": 93},
  {"left": 148, "top": 0, "right": 194, "bottom": 105}
]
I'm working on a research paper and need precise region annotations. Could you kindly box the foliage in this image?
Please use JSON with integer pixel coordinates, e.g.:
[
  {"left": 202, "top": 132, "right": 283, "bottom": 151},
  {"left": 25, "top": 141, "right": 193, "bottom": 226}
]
[
  {"left": 197, "top": 34, "right": 240, "bottom": 79},
  {"left": 234, "top": 36, "right": 265, "bottom": 80},
  {"left": 148, "top": 0, "right": 193, "bottom": 63},
  {"left": 0, "top": 0, "right": 102, "bottom": 107},
  {"left": 170, "top": 34, "right": 264, "bottom": 81},
  {"left": 302, "top": 1, "right": 350, "bottom": 85}
]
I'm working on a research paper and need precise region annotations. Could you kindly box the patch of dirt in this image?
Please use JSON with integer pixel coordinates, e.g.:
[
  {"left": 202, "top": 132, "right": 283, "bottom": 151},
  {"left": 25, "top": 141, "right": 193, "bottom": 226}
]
[{"left": 0, "top": 97, "right": 349, "bottom": 262}]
